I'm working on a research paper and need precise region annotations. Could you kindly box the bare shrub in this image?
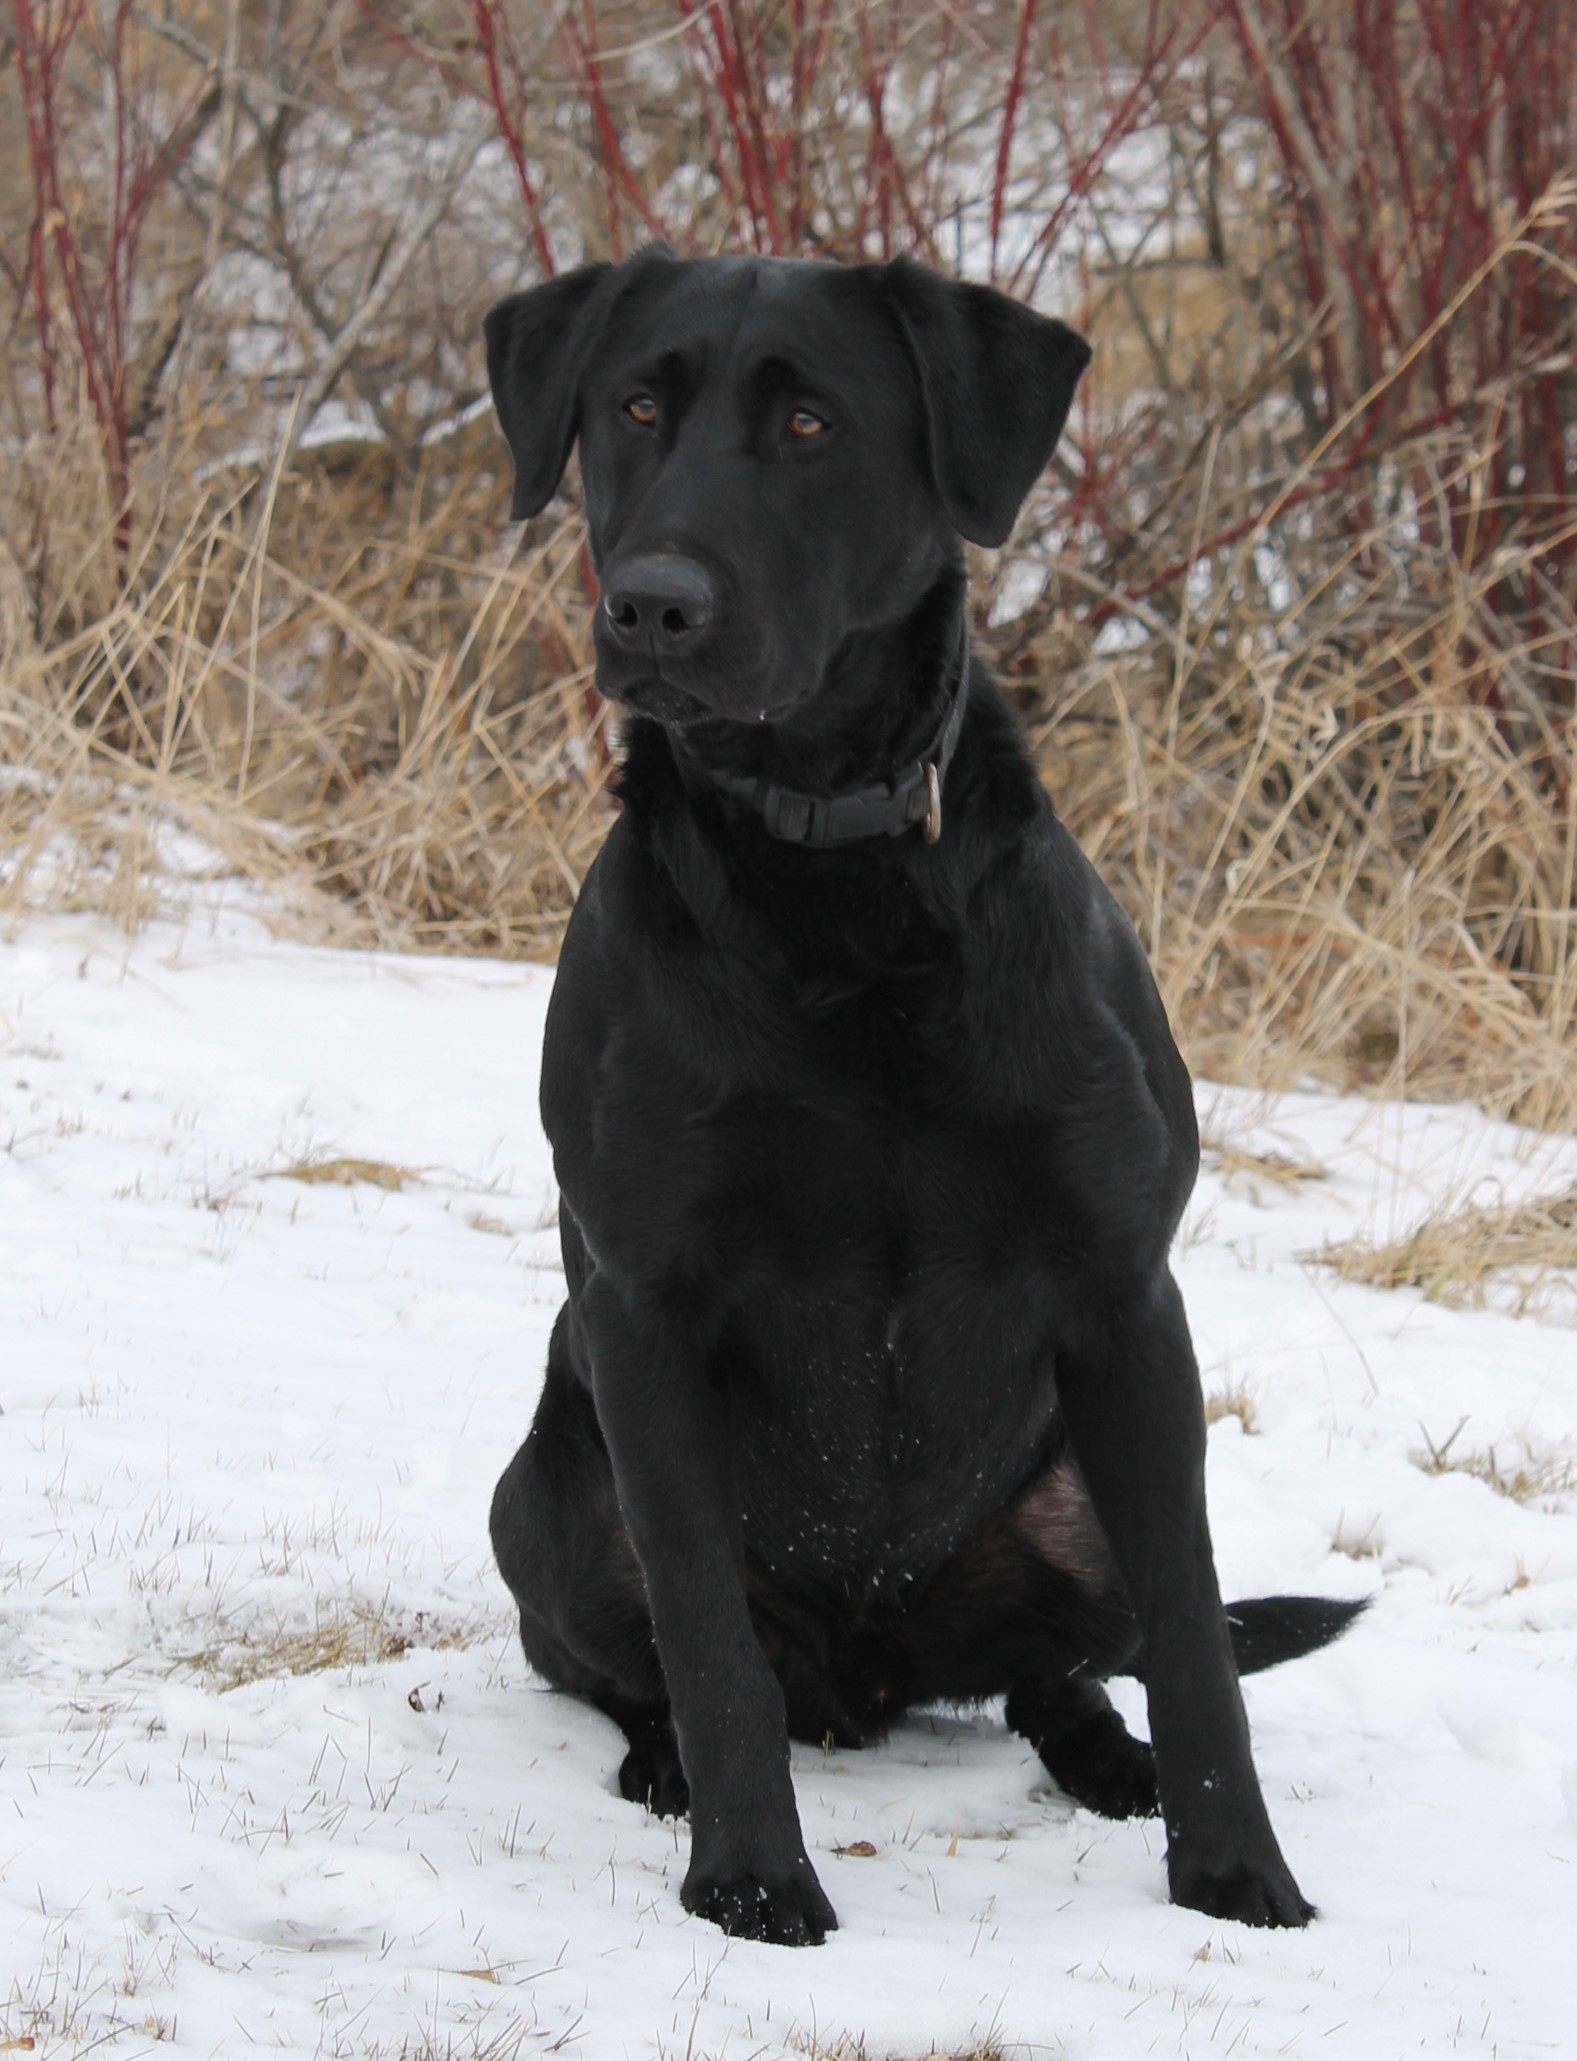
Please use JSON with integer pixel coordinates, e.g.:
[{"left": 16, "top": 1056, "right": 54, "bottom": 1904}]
[{"left": 1, "top": 0, "right": 1574, "bottom": 1126}]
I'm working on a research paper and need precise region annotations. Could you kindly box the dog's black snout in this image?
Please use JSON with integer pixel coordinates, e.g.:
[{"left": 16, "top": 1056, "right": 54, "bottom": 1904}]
[{"left": 601, "top": 554, "right": 716, "bottom": 647}]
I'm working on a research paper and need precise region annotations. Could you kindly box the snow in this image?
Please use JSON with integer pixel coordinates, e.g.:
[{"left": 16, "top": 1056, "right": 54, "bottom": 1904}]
[{"left": 3, "top": 904, "right": 1575, "bottom": 2060}]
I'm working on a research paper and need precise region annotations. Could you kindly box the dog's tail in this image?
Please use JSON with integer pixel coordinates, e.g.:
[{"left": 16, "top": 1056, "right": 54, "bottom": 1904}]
[
  {"left": 1113, "top": 1595, "right": 1366, "bottom": 1682},
  {"left": 1223, "top": 1594, "right": 1367, "bottom": 1676}
]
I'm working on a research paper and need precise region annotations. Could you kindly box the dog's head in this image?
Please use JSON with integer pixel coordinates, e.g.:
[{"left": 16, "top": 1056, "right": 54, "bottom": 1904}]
[{"left": 485, "top": 250, "right": 1088, "bottom": 730}]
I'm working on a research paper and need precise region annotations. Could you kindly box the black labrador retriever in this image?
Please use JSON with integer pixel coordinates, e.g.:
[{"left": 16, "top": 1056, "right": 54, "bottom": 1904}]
[{"left": 485, "top": 248, "right": 1360, "bottom": 1947}]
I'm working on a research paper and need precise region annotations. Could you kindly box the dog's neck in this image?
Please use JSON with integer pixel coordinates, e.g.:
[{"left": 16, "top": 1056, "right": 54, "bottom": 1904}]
[{"left": 625, "top": 572, "right": 973, "bottom": 847}]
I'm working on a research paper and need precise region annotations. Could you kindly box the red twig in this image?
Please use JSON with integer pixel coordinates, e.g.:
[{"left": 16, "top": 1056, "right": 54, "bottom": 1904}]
[
  {"left": 1219, "top": 0, "right": 1576, "bottom": 631},
  {"left": 12, "top": 0, "right": 216, "bottom": 562},
  {"left": 1011, "top": 0, "right": 1223, "bottom": 300},
  {"left": 351, "top": 0, "right": 555, "bottom": 274},
  {"left": 560, "top": 2, "right": 668, "bottom": 252},
  {"left": 989, "top": 0, "right": 1038, "bottom": 281},
  {"left": 473, "top": 1, "right": 556, "bottom": 276}
]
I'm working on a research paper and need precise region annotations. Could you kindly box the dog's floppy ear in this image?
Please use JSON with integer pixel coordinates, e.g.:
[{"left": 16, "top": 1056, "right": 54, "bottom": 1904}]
[
  {"left": 484, "top": 263, "right": 613, "bottom": 520},
  {"left": 484, "top": 248, "right": 675, "bottom": 520},
  {"left": 881, "top": 258, "right": 1091, "bottom": 548}
]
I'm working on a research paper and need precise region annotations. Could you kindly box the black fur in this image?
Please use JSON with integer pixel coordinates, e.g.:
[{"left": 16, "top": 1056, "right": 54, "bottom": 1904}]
[{"left": 484, "top": 250, "right": 1363, "bottom": 1947}]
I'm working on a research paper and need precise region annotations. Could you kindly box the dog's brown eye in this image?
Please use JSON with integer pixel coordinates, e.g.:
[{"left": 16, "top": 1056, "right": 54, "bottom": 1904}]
[
  {"left": 788, "top": 408, "right": 827, "bottom": 440},
  {"left": 624, "top": 393, "right": 659, "bottom": 428}
]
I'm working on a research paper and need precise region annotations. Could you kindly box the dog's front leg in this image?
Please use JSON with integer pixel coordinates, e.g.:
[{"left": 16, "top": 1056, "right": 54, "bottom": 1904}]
[
  {"left": 1056, "top": 1269, "right": 1315, "bottom": 1927},
  {"left": 579, "top": 1273, "right": 838, "bottom": 1946}
]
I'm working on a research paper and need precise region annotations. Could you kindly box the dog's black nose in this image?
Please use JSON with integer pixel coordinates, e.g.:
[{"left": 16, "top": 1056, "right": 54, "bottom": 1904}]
[{"left": 601, "top": 554, "right": 716, "bottom": 647}]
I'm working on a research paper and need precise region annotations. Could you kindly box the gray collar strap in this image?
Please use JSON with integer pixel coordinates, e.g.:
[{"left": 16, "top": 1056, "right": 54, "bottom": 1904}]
[{"left": 710, "top": 663, "right": 970, "bottom": 852}]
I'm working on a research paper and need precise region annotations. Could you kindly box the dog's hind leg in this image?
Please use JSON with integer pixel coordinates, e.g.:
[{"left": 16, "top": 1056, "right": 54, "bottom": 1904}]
[
  {"left": 1006, "top": 1669, "right": 1157, "bottom": 1819},
  {"left": 1007, "top": 1595, "right": 1368, "bottom": 1822},
  {"left": 995, "top": 1450, "right": 1157, "bottom": 1817},
  {"left": 999, "top": 1463, "right": 1362, "bottom": 1820},
  {"left": 899, "top": 1453, "right": 1157, "bottom": 1817},
  {"left": 491, "top": 1306, "right": 689, "bottom": 1817}
]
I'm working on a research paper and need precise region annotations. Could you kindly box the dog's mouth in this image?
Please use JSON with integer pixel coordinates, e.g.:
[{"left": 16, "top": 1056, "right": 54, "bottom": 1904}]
[
  {"left": 601, "top": 660, "right": 800, "bottom": 732},
  {"left": 602, "top": 666, "right": 717, "bottom": 729}
]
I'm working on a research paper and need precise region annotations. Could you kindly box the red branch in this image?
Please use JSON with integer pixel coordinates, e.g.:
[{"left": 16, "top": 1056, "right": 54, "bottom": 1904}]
[
  {"left": 989, "top": 0, "right": 1039, "bottom": 281},
  {"left": 1218, "top": 0, "right": 1576, "bottom": 632},
  {"left": 12, "top": 0, "right": 215, "bottom": 563}
]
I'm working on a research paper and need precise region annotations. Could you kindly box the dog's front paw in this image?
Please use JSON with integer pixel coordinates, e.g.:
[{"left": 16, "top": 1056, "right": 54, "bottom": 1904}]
[
  {"left": 1169, "top": 1848, "right": 1316, "bottom": 1929},
  {"left": 682, "top": 1859, "right": 838, "bottom": 1946}
]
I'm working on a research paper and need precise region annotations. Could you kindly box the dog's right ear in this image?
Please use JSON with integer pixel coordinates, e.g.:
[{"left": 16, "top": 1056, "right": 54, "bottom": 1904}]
[
  {"left": 484, "top": 264, "right": 617, "bottom": 521},
  {"left": 487, "top": 246, "right": 680, "bottom": 520}
]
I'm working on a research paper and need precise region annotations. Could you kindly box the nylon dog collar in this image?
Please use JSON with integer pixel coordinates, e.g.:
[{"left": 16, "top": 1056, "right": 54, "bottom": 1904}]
[{"left": 710, "top": 661, "right": 970, "bottom": 853}]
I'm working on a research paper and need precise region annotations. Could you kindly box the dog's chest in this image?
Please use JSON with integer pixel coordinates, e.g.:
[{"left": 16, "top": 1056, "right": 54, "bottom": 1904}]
[
  {"left": 692, "top": 1073, "right": 1069, "bottom": 1580},
  {"left": 571, "top": 869, "right": 1133, "bottom": 1584}
]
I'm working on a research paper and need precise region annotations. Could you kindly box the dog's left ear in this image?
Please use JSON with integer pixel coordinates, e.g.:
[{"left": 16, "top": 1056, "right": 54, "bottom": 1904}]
[
  {"left": 484, "top": 246, "right": 676, "bottom": 520},
  {"left": 881, "top": 259, "right": 1091, "bottom": 548}
]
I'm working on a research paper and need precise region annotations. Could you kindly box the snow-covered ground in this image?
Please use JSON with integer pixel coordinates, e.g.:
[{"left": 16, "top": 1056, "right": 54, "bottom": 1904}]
[{"left": 3, "top": 904, "right": 1575, "bottom": 2060}]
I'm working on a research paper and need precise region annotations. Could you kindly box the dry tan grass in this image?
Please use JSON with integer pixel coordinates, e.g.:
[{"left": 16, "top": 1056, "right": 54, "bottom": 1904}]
[
  {"left": 1410, "top": 1419, "right": 1577, "bottom": 1507},
  {"left": 1019, "top": 513, "right": 1577, "bottom": 1130},
  {"left": 5, "top": 413, "right": 1576, "bottom": 1132},
  {"left": 1204, "top": 1384, "right": 1259, "bottom": 1435},
  {"left": 789, "top": 2039, "right": 1005, "bottom": 2061},
  {"left": 1202, "top": 1144, "right": 1330, "bottom": 1195},
  {"left": 270, "top": 1154, "right": 424, "bottom": 1191},
  {"left": 175, "top": 1601, "right": 474, "bottom": 1692},
  {"left": 1312, "top": 1182, "right": 1577, "bottom": 1317},
  {"left": 1, "top": 413, "right": 610, "bottom": 959},
  {"left": 1330, "top": 1513, "right": 1383, "bottom": 1561}
]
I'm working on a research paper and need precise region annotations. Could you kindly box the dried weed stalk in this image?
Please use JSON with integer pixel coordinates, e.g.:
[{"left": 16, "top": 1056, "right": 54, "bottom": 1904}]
[
  {"left": 1314, "top": 1183, "right": 1577, "bottom": 1319},
  {"left": 1409, "top": 1418, "right": 1576, "bottom": 1506}
]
